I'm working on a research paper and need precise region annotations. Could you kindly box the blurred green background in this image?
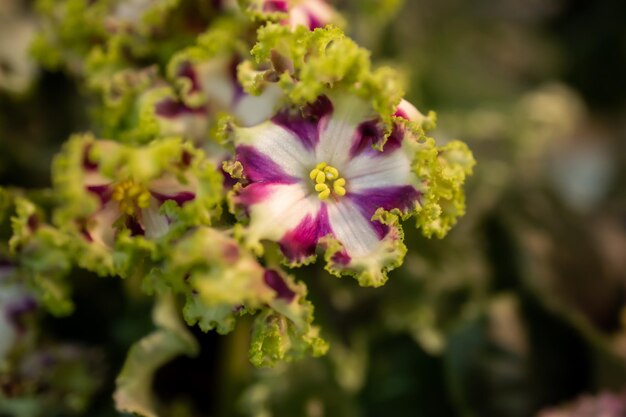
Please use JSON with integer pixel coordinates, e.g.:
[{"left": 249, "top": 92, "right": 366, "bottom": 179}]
[{"left": 1, "top": 0, "right": 625, "bottom": 416}]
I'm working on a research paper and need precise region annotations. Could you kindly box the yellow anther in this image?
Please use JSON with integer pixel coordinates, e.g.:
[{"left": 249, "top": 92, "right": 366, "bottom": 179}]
[
  {"left": 334, "top": 178, "right": 346, "bottom": 187},
  {"left": 325, "top": 167, "right": 339, "bottom": 180},
  {"left": 333, "top": 180, "right": 346, "bottom": 196},
  {"left": 315, "top": 183, "right": 329, "bottom": 193},
  {"left": 309, "top": 162, "right": 348, "bottom": 200},
  {"left": 111, "top": 180, "right": 150, "bottom": 215},
  {"left": 309, "top": 169, "right": 321, "bottom": 180},
  {"left": 318, "top": 188, "right": 331, "bottom": 200}
]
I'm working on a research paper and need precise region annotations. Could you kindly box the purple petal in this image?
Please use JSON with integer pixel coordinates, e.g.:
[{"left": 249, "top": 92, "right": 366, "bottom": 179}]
[
  {"left": 271, "top": 95, "right": 333, "bottom": 151},
  {"left": 155, "top": 98, "right": 206, "bottom": 119},
  {"left": 263, "top": 0, "right": 289, "bottom": 12},
  {"left": 176, "top": 62, "right": 202, "bottom": 94},
  {"left": 349, "top": 185, "right": 420, "bottom": 238},
  {"left": 125, "top": 216, "right": 145, "bottom": 236},
  {"left": 82, "top": 144, "right": 98, "bottom": 171},
  {"left": 279, "top": 204, "right": 331, "bottom": 263},
  {"left": 228, "top": 57, "right": 246, "bottom": 103},
  {"left": 331, "top": 249, "right": 351, "bottom": 266},
  {"left": 263, "top": 269, "right": 296, "bottom": 302},
  {"left": 350, "top": 121, "right": 404, "bottom": 158},
  {"left": 6, "top": 296, "right": 37, "bottom": 333},
  {"left": 27, "top": 214, "right": 39, "bottom": 231},
  {"left": 236, "top": 183, "right": 275, "bottom": 208},
  {"left": 307, "top": 11, "right": 325, "bottom": 30},
  {"left": 86, "top": 184, "right": 112, "bottom": 205},
  {"left": 236, "top": 145, "right": 300, "bottom": 184},
  {"left": 150, "top": 190, "right": 196, "bottom": 206}
]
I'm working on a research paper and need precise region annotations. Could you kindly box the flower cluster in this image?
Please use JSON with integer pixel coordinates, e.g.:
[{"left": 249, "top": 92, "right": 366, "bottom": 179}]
[{"left": 3, "top": 0, "right": 473, "bottom": 415}]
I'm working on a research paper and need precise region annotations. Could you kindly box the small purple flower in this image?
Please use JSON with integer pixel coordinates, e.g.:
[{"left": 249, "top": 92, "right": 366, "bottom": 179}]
[
  {"left": 0, "top": 273, "right": 37, "bottom": 360},
  {"left": 230, "top": 94, "right": 424, "bottom": 282}
]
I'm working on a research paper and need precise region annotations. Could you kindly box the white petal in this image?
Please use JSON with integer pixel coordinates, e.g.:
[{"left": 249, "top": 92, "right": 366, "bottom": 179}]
[
  {"left": 149, "top": 173, "right": 196, "bottom": 196},
  {"left": 234, "top": 84, "right": 284, "bottom": 127},
  {"left": 84, "top": 170, "right": 112, "bottom": 187},
  {"left": 141, "top": 198, "right": 169, "bottom": 239},
  {"left": 234, "top": 122, "right": 316, "bottom": 178},
  {"left": 246, "top": 183, "right": 320, "bottom": 244},
  {"left": 316, "top": 94, "right": 374, "bottom": 168},
  {"left": 327, "top": 199, "right": 381, "bottom": 258},
  {"left": 90, "top": 201, "right": 120, "bottom": 248},
  {"left": 196, "top": 59, "right": 236, "bottom": 109},
  {"left": 344, "top": 149, "right": 413, "bottom": 193}
]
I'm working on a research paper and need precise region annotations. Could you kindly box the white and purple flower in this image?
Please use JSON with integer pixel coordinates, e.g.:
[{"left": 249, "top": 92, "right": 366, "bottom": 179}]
[{"left": 229, "top": 94, "right": 425, "bottom": 285}]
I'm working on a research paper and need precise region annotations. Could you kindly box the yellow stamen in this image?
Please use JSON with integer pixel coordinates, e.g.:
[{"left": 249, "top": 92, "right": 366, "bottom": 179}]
[
  {"left": 308, "top": 162, "right": 347, "bottom": 200},
  {"left": 111, "top": 180, "right": 151, "bottom": 215}
]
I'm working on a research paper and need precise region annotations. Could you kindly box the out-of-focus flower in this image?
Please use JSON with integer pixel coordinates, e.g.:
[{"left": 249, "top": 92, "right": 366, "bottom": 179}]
[
  {"left": 0, "top": 1, "right": 37, "bottom": 93},
  {"left": 537, "top": 391, "right": 626, "bottom": 417},
  {"left": 52, "top": 135, "right": 223, "bottom": 276},
  {"left": 171, "top": 56, "right": 284, "bottom": 128},
  {"left": 0, "top": 266, "right": 37, "bottom": 363}
]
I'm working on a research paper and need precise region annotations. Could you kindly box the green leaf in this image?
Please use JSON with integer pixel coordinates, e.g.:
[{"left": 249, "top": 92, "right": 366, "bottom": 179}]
[{"left": 114, "top": 292, "right": 199, "bottom": 417}]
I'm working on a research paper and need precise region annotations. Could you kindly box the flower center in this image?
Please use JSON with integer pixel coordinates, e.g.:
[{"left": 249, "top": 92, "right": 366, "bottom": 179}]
[
  {"left": 111, "top": 180, "right": 151, "bottom": 216},
  {"left": 308, "top": 162, "right": 346, "bottom": 200}
]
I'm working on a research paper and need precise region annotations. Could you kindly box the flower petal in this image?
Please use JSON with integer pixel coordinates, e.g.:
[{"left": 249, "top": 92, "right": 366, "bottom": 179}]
[
  {"left": 149, "top": 174, "right": 197, "bottom": 205},
  {"left": 141, "top": 197, "right": 170, "bottom": 239},
  {"left": 239, "top": 183, "right": 321, "bottom": 251},
  {"left": 234, "top": 84, "right": 284, "bottom": 127},
  {"left": 271, "top": 95, "right": 333, "bottom": 151},
  {"left": 344, "top": 147, "right": 414, "bottom": 193},
  {"left": 349, "top": 186, "right": 420, "bottom": 220},
  {"left": 236, "top": 145, "right": 300, "bottom": 184},
  {"left": 315, "top": 94, "right": 375, "bottom": 167},
  {"left": 278, "top": 203, "right": 331, "bottom": 264},
  {"left": 326, "top": 199, "right": 383, "bottom": 258},
  {"left": 233, "top": 121, "right": 317, "bottom": 179},
  {"left": 196, "top": 58, "right": 238, "bottom": 109},
  {"left": 87, "top": 201, "right": 121, "bottom": 248}
]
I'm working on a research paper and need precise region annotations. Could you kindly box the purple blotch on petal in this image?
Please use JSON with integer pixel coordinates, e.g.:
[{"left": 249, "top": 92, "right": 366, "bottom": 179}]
[
  {"left": 271, "top": 95, "right": 333, "bottom": 151},
  {"left": 228, "top": 57, "right": 246, "bottom": 103},
  {"left": 236, "top": 183, "right": 274, "bottom": 209},
  {"left": 350, "top": 121, "right": 404, "bottom": 158},
  {"left": 155, "top": 98, "right": 206, "bottom": 119},
  {"left": 263, "top": 0, "right": 289, "bottom": 12},
  {"left": 306, "top": 11, "right": 325, "bottom": 30},
  {"left": 279, "top": 204, "right": 331, "bottom": 263},
  {"left": 82, "top": 144, "right": 98, "bottom": 171},
  {"left": 126, "top": 216, "right": 145, "bottom": 237},
  {"left": 331, "top": 249, "right": 351, "bottom": 266},
  {"left": 177, "top": 62, "right": 202, "bottom": 94},
  {"left": 86, "top": 184, "right": 112, "bottom": 205},
  {"left": 236, "top": 145, "right": 299, "bottom": 184},
  {"left": 27, "top": 214, "right": 39, "bottom": 231},
  {"left": 349, "top": 185, "right": 420, "bottom": 238},
  {"left": 263, "top": 269, "right": 296, "bottom": 302}
]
